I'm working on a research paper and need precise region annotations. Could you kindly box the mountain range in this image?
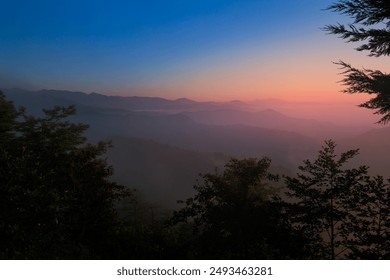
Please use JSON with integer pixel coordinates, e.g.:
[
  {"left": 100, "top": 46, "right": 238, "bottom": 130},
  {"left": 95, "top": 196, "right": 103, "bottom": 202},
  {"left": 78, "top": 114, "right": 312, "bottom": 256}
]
[{"left": 3, "top": 88, "right": 388, "bottom": 207}]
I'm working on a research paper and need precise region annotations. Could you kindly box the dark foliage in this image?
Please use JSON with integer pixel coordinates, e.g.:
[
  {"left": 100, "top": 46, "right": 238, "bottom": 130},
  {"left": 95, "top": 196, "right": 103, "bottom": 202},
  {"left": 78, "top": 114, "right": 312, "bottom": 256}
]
[
  {"left": 325, "top": 1, "right": 390, "bottom": 123},
  {"left": 335, "top": 61, "right": 390, "bottom": 123},
  {"left": 285, "top": 140, "right": 390, "bottom": 259},
  {"left": 341, "top": 175, "right": 390, "bottom": 259},
  {"left": 172, "top": 157, "right": 306, "bottom": 259},
  {"left": 285, "top": 140, "right": 369, "bottom": 259},
  {"left": 325, "top": 0, "right": 390, "bottom": 57},
  {"left": 0, "top": 91, "right": 132, "bottom": 259}
]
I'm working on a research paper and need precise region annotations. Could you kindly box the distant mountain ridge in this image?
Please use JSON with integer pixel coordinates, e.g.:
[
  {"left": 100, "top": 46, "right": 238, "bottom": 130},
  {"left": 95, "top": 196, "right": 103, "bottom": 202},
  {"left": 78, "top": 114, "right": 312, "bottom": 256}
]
[
  {"left": 4, "top": 88, "right": 248, "bottom": 112},
  {"left": 3, "top": 88, "right": 370, "bottom": 139},
  {"left": 3, "top": 87, "right": 322, "bottom": 163},
  {"left": 4, "top": 88, "right": 388, "bottom": 208}
]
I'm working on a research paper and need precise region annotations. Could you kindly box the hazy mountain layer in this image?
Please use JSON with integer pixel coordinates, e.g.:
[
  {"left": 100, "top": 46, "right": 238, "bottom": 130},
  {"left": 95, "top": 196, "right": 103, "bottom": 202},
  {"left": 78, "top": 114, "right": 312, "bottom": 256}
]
[{"left": 4, "top": 88, "right": 388, "bottom": 207}]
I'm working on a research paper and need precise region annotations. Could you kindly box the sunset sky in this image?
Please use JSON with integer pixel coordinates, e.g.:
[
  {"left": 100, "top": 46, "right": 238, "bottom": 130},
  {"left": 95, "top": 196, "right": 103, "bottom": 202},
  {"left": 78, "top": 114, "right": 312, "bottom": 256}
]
[{"left": 1, "top": 0, "right": 389, "bottom": 102}]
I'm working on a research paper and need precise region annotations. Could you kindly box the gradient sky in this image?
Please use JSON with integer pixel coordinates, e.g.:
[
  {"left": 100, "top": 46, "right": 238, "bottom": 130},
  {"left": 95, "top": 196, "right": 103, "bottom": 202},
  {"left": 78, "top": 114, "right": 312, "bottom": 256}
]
[{"left": 1, "top": 0, "right": 389, "bottom": 102}]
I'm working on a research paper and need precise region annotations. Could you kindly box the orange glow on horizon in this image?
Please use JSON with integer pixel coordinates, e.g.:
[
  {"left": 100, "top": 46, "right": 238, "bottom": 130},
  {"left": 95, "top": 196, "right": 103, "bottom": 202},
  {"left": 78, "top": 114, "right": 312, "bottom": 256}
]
[{"left": 117, "top": 34, "right": 390, "bottom": 105}]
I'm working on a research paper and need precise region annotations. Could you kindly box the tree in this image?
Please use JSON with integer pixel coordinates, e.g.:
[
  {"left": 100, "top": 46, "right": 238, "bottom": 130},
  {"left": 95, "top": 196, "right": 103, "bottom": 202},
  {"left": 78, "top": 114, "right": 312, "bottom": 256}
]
[
  {"left": 172, "top": 157, "right": 305, "bottom": 259},
  {"left": 325, "top": 1, "right": 390, "bottom": 57},
  {"left": 341, "top": 175, "right": 390, "bottom": 259},
  {"left": 324, "top": 1, "right": 390, "bottom": 123},
  {"left": 285, "top": 140, "right": 369, "bottom": 259},
  {"left": 0, "top": 91, "right": 131, "bottom": 259}
]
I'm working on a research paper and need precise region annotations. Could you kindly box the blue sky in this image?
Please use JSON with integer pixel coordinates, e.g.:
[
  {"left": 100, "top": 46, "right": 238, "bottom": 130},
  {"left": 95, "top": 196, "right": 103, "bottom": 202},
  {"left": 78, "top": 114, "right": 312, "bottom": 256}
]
[{"left": 1, "top": 0, "right": 387, "bottom": 101}]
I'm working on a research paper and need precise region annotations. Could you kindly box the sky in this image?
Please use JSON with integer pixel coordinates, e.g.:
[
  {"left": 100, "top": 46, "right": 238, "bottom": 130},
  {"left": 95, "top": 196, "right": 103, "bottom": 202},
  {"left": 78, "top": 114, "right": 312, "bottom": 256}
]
[{"left": 1, "top": 0, "right": 389, "bottom": 102}]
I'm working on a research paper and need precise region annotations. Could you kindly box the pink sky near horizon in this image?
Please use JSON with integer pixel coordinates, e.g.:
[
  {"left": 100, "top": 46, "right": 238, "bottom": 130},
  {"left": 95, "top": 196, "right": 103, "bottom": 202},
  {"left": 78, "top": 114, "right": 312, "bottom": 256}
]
[{"left": 117, "top": 33, "right": 389, "bottom": 106}]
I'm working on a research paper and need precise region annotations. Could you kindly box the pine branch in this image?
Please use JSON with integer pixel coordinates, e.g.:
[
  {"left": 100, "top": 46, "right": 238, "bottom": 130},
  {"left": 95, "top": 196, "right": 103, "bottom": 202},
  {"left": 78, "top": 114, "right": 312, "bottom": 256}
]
[
  {"left": 325, "top": 0, "right": 390, "bottom": 56},
  {"left": 335, "top": 61, "right": 390, "bottom": 123}
]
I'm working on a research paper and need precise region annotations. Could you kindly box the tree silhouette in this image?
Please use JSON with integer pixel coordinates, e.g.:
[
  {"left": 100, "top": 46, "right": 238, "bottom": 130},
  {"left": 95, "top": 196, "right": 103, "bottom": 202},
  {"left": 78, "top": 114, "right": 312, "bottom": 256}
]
[
  {"left": 173, "top": 157, "right": 305, "bottom": 259},
  {"left": 285, "top": 140, "right": 369, "bottom": 259},
  {"left": 0, "top": 91, "right": 131, "bottom": 259},
  {"left": 341, "top": 175, "right": 390, "bottom": 259},
  {"left": 325, "top": 1, "right": 390, "bottom": 57},
  {"left": 324, "top": 1, "right": 390, "bottom": 123}
]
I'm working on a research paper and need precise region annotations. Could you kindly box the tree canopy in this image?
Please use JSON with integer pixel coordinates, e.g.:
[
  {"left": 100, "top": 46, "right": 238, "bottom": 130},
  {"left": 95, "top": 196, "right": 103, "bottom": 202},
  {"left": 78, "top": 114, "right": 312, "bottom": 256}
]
[
  {"left": 285, "top": 140, "right": 368, "bottom": 259},
  {"left": 285, "top": 140, "right": 390, "bottom": 259},
  {"left": 325, "top": 0, "right": 390, "bottom": 57},
  {"left": 0, "top": 91, "right": 131, "bottom": 259},
  {"left": 325, "top": 0, "right": 390, "bottom": 123},
  {"left": 172, "top": 157, "right": 305, "bottom": 259}
]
